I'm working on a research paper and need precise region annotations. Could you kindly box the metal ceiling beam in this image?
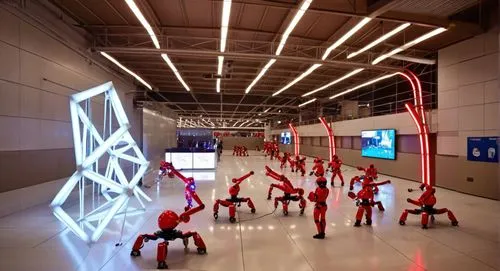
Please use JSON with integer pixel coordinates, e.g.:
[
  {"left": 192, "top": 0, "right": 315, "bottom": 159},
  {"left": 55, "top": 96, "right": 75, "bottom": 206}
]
[
  {"left": 94, "top": 47, "right": 402, "bottom": 72},
  {"left": 160, "top": 101, "right": 299, "bottom": 108}
]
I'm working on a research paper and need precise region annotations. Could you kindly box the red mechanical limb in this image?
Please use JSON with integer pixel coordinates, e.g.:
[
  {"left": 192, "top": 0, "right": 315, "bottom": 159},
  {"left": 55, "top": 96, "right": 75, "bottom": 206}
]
[
  {"left": 232, "top": 171, "right": 254, "bottom": 185},
  {"left": 435, "top": 208, "right": 459, "bottom": 225},
  {"left": 407, "top": 198, "right": 422, "bottom": 207},
  {"left": 241, "top": 197, "right": 256, "bottom": 212},
  {"left": 313, "top": 207, "right": 322, "bottom": 233},
  {"left": 179, "top": 190, "right": 205, "bottom": 223},
  {"left": 282, "top": 200, "right": 289, "bottom": 215},
  {"left": 421, "top": 212, "right": 430, "bottom": 228},
  {"left": 349, "top": 176, "right": 361, "bottom": 190},
  {"left": 399, "top": 209, "right": 421, "bottom": 225},
  {"left": 364, "top": 206, "right": 373, "bottom": 225},
  {"left": 157, "top": 242, "right": 168, "bottom": 268},
  {"left": 354, "top": 206, "right": 365, "bottom": 226},
  {"left": 183, "top": 231, "right": 207, "bottom": 253},
  {"left": 264, "top": 166, "right": 281, "bottom": 180},
  {"left": 268, "top": 183, "right": 284, "bottom": 199},
  {"left": 372, "top": 201, "right": 385, "bottom": 211},
  {"left": 274, "top": 196, "right": 282, "bottom": 209}
]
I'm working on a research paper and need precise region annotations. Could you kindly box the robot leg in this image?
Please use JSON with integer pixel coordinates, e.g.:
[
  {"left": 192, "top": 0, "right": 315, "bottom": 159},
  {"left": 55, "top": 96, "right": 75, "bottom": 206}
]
[
  {"left": 421, "top": 212, "right": 430, "bottom": 229},
  {"left": 156, "top": 242, "right": 168, "bottom": 269},
  {"left": 373, "top": 185, "right": 379, "bottom": 194},
  {"left": 243, "top": 197, "right": 256, "bottom": 213},
  {"left": 399, "top": 209, "right": 421, "bottom": 225},
  {"left": 299, "top": 196, "right": 306, "bottom": 215},
  {"left": 374, "top": 201, "right": 385, "bottom": 211},
  {"left": 183, "top": 231, "right": 207, "bottom": 254},
  {"left": 339, "top": 172, "right": 344, "bottom": 186},
  {"left": 435, "top": 208, "right": 459, "bottom": 226},
  {"left": 131, "top": 235, "right": 145, "bottom": 256},
  {"left": 267, "top": 184, "right": 276, "bottom": 200},
  {"left": 282, "top": 200, "right": 289, "bottom": 216},
  {"left": 313, "top": 207, "right": 322, "bottom": 234},
  {"left": 354, "top": 206, "right": 365, "bottom": 227},
  {"left": 349, "top": 176, "right": 359, "bottom": 190},
  {"left": 330, "top": 174, "right": 336, "bottom": 186},
  {"left": 274, "top": 196, "right": 282, "bottom": 209},
  {"left": 364, "top": 206, "right": 373, "bottom": 225},
  {"left": 228, "top": 204, "right": 236, "bottom": 223}
]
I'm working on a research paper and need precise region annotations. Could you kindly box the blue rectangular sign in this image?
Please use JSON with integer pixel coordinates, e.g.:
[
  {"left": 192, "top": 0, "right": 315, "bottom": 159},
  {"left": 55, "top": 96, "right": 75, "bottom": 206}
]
[{"left": 467, "top": 137, "right": 498, "bottom": 163}]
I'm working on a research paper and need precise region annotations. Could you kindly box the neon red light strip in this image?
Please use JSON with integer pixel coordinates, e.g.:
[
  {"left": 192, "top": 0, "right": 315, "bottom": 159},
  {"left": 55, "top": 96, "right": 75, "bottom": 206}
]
[
  {"left": 319, "top": 117, "right": 335, "bottom": 162},
  {"left": 288, "top": 123, "right": 300, "bottom": 156}
]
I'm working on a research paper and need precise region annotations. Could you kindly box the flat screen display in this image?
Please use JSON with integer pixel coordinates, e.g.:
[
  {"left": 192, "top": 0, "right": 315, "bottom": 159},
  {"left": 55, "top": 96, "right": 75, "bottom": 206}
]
[
  {"left": 361, "top": 129, "right": 396, "bottom": 160},
  {"left": 280, "top": 132, "right": 291, "bottom": 144},
  {"left": 171, "top": 153, "right": 193, "bottom": 169},
  {"left": 193, "top": 152, "right": 216, "bottom": 169}
]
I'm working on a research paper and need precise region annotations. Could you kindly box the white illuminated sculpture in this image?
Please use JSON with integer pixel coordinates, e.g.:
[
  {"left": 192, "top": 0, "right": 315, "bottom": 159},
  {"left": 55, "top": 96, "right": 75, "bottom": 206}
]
[{"left": 51, "top": 82, "right": 151, "bottom": 243}]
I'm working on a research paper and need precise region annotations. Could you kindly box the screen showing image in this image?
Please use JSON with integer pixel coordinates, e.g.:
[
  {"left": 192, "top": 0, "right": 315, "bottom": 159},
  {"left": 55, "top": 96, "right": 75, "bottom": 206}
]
[
  {"left": 361, "top": 129, "right": 396, "bottom": 160},
  {"left": 281, "top": 132, "right": 291, "bottom": 144}
]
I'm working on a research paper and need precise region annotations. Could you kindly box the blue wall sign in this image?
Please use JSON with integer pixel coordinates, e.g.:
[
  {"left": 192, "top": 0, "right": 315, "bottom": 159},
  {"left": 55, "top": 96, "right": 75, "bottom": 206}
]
[{"left": 467, "top": 137, "right": 498, "bottom": 163}]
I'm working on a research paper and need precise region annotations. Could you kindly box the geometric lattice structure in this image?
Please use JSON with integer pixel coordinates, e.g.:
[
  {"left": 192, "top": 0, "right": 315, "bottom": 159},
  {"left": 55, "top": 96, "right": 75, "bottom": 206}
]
[{"left": 51, "top": 82, "right": 151, "bottom": 243}]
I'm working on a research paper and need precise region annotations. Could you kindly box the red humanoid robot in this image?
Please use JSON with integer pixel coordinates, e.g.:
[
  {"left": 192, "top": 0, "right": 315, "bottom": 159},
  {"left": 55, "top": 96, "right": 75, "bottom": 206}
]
[
  {"left": 327, "top": 155, "right": 344, "bottom": 187},
  {"left": 295, "top": 156, "right": 306, "bottom": 176},
  {"left": 265, "top": 166, "right": 306, "bottom": 216},
  {"left": 399, "top": 184, "right": 458, "bottom": 229},
  {"left": 348, "top": 178, "right": 391, "bottom": 227},
  {"left": 288, "top": 155, "right": 296, "bottom": 172},
  {"left": 350, "top": 164, "right": 380, "bottom": 193},
  {"left": 130, "top": 165, "right": 206, "bottom": 269},
  {"left": 307, "top": 176, "right": 329, "bottom": 239},
  {"left": 309, "top": 157, "right": 325, "bottom": 177},
  {"left": 213, "top": 171, "right": 256, "bottom": 223}
]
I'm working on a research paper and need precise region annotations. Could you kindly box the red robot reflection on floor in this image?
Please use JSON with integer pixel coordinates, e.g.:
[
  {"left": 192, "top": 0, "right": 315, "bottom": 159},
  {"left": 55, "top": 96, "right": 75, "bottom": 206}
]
[
  {"left": 309, "top": 157, "right": 325, "bottom": 177},
  {"left": 130, "top": 163, "right": 206, "bottom": 269},
  {"left": 307, "top": 176, "right": 329, "bottom": 239},
  {"left": 350, "top": 164, "right": 380, "bottom": 193},
  {"left": 348, "top": 178, "right": 391, "bottom": 227},
  {"left": 399, "top": 184, "right": 458, "bottom": 229},
  {"left": 265, "top": 166, "right": 306, "bottom": 215},
  {"left": 213, "top": 171, "right": 256, "bottom": 223},
  {"left": 327, "top": 155, "right": 344, "bottom": 187}
]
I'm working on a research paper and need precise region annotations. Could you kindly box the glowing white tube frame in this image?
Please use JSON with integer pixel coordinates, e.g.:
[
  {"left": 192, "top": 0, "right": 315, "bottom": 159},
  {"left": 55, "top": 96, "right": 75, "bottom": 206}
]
[
  {"left": 322, "top": 17, "right": 371, "bottom": 60},
  {"left": 100, "top": 52, "right": 152, "bottom": 90},
  {"left": 302, "top": 68, "right": 364, "bottom": 97},
  {"left": 298, "top": 98, "right": 317, "bottom": 107},
  {"left": 273, "top": 64, "right": 322, "bottom": 96},
  {"left": 125, "top": 0, "right": 160, "bottom": 49},
  {"left": 329, "top": 73, "right": 399, "bottom": 100},
  {"left": 161, "top": 53, "right": 190, "bottom": 91}
]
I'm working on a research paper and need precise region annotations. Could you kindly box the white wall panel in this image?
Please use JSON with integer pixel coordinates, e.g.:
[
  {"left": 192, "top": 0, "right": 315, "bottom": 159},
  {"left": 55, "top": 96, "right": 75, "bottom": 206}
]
[
  {"left": 457, "top": 54, "right": 498, "bottom": 86},
  {"left": 0, "top": 116, "right": 21, "bottom": 151},
  {"left": 0, "top": 9, "right": 20, "bottom": 46},
  {"left": 484, "top": 80, "right": 499, "bottom": 103},
  {"left": 0, "top": 42, "right": 20, "bottom": 82},
  {"left": 0, "top": 80, "right": 20, "bottom": 116},
  {"left": 438, "top": 34, "right": 485, "bottom": 67},
  {"left": 19, "top": 85, "right": 41, "bottom": 118},
  {"left": 458, "top": 82, "right": 484, "bottom": 106},
  {"left": 436, "top": 135, "right": 458, "bottom": 156},
  {"left": 437, "top": 108, "right": 458, "bottom": 131},
  {"left": 19, "top": 117, "right": 42, "bottom": 150},
  {"left": 484, "top": 103, "right": 499, "bottom": 130},
  {"left": 438, "top": 65, "right": 459, "bottom": 92},
  {"left": 438, "top": 89, "right": 458, "bottom": 109},
  {"left": 458, "top": 105, "right": 484, "bottom": 131}
]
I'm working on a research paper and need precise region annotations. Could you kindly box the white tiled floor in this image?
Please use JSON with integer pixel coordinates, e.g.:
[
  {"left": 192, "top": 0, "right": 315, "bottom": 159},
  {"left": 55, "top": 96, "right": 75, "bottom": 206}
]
[{"left": 0, "top": 151, "right": 499, "bottom": 270}]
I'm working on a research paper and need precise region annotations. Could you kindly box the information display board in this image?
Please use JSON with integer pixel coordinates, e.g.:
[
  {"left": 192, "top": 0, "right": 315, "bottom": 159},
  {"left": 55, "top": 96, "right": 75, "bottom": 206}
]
[{"left": 467, "top": 137, "right": 498, "bottom": 163}]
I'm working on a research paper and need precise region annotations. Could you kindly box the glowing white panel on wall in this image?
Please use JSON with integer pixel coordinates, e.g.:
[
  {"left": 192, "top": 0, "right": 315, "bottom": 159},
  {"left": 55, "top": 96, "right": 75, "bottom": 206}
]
[
  {"left": 171, "top": 153, "right": 193, "bottom": 169},
  {"left": 193, "top": 153, "right": 216, "bottom": 169}
]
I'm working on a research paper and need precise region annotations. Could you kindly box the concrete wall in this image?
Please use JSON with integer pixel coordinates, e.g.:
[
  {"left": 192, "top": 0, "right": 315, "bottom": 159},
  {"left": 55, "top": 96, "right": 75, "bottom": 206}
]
[
  {"left": 142, "top": 108, "right": 177, "bottom": 167},
  {"left": 436, "top": 27, "right": 499, "bottom": 198},
  {"left": 0, "top": 4, "right": 143, "bottom": 216}
]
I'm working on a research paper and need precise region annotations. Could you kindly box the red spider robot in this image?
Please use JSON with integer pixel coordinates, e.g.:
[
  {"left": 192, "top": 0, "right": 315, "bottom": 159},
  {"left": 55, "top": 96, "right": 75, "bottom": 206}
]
[
  {"left": 294, "top": 156, "right": 306, "bottom": 176},
  {"left": 280, "top": 152, "right": 290, "bottom": 169},
  {"left": 265, "top": 166, "right": 306, "bottom": 216},
  {"left": 213, "top": 171, "right": 256, "bottom": 223},
  {"left": 327, "top": 155, "right": 344, "bottom": 187},
  {"left": 307, "top": 176, "right": 329, "bottom": 239},
  {"left": 348, "top": 178, "right": 391, "bottom": 227},
  {"left": 350, "top": 164, "right": 380, "bottom": 193},
  {"left": 399, "top": 184, "right": 458, "bottom": 229},
  {"left": 309, "top": 157, "right": 325, "bottom": 177},
  {"left": 130, "top": 165, "right": 206, "bottom": 269}
]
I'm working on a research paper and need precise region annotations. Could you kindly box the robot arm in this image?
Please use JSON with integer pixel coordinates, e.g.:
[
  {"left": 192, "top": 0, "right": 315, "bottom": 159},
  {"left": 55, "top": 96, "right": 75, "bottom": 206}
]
[
  {"left": 417, "top": 188, "right": 436, "bottom": 204},
  {"left": 356, "top": 166, "right": 366, "bottom": 172},
  {"left": 232, "top": 171, "right": 254, "bottom": 185},
  {"left": 179, "top": 190, "right": 205, "bottom": 223},
  {"left": 264, "top": 166, "right": 282, "bottom": 181}
]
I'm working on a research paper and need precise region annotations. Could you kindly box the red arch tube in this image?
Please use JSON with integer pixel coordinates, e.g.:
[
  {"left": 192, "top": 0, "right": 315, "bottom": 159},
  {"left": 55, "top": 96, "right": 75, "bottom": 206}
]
[
  {"left": 288, "top": 123, "right": 299, "bottom": 157},
  {"left": 318, "top": 117, "right": 335, "bottom": 162}
]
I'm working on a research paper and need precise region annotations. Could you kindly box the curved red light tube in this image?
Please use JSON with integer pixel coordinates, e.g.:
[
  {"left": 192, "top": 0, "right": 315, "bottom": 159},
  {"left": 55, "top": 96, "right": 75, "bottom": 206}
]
[
  {"left": 398, "top": 71, "right": 431, "bottom": 186},
  {"left": 288, "top": 123, "right": 300, "bottom": 156},
  {"left": 318, "top": 117, "right": 335, "bottom": 162}
]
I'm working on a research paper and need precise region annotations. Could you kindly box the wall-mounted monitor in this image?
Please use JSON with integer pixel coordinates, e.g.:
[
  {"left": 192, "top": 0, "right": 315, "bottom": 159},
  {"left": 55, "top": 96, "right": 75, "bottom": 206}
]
[
  {"left": 361, "top": 129, "right": 396, "bottom": 160},
  {"left": 280, "top": 132, "right": 291, "bottom": 144}
]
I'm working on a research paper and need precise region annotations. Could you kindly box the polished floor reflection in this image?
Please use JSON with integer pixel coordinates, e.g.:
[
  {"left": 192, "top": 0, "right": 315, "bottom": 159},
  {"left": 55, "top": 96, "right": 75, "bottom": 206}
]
[{"left": 0, "top": 151, "right": 499, "bottom": 270}]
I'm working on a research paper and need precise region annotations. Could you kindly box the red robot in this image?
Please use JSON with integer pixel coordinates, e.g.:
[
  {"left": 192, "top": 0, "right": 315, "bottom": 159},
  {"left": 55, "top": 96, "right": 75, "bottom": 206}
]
[
  {"left": 265, "top": 166, "right": 306, "bottom": 216},
  {"left": 280, "top": 152, "right": 290, "bottom": 169},
  {"left": 348, "top": 179, "right": 391, "bottom": 227},
  {"left": 130, "top": 167, "right": 206, "bottom": 269},
  {"left": 350, "top": 164, "right": 380, "bottom": 193},
  {"left": 162, "top": 162, "right": 198, "bottom": 211},
  {"left": 294, "top": 156, "right": 306, "bottom": 176},
  {"left": 307, "top": 176, "right": 329, "bottom": 239},
  {"left": 242, "top": 146, "right": 249, "bottom": 156},
  {"left": 213, "top": 171, "right": 256, "bottom": 223},
  {"left": 309, "top": 157, "right": 325, "bottom": 177},
  {"left": 399, "top": 184, "right": 458, "bottom": 229},
  {"left": 327, "top": 155, "right": 344, "bottom": 187}
]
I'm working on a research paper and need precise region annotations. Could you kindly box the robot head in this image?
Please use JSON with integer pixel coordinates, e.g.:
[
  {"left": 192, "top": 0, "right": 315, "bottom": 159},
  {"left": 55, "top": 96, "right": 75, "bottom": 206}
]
[
  {"left": 316, "top": 176, "right": 327, "bottom": 187},
  {"left": 297, "top": 188, "right": 305, "bottom": 196},
  {"left": 158, "top": 210, "right": 180, "bottom": 230},
  {"left": 369, "top": 164, "right": 374, "bottom": 169}
]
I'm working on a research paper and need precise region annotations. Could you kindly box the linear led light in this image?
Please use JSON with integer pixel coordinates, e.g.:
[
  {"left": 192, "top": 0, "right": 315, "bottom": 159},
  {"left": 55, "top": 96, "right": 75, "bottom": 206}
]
[
  {"left": 347, "top": 23, "right": 410, "bottom": 59},
  {"left": 276, "top": 0, "right": 313, "bottom": 56},
  {"left": 217, "top": 56, "right": 224, "bottom": 75},
  {"left": 322, "top": 17, "right": 371, "bottom": 60},
  {"left": 220, "top": 0, "right": 232, "bottom": 53},
  {"left": 273, "top": 63, "right": 322, "bottom": 96},
  {"left": 216, "top": 78, "right": 221, "bottom": 93},
  {"left": 245, "top": 59, "right": 277, "bottom": 94},
  {"left": 100, "top": 52, "right": 152, "bottom": 90},
  {"left": 239, "top": 120, "right": 250, "bottom": 127},
  {"left": 372, "top": 27, "right": 446, "bottom": 65},
  {"left": 389, "top": 54, "right": 436, "bottom": 65},
  {"left": 298, "top": 98, "right": 317, "bottom": 107},
  {"left": 302, "top": 68, "right": 364, "bottom": 97},
  {"left": 125, "top": 0, "right": 160, "bottom": 49},
  {"left": 161, "top": 53, "right": 190, "bottom": 91},
  {"left": 264, "top": 108, "right": 271, "bottom": 113},
  {"left": 329, "top": 73, "right": 398, "bottom": 100}
]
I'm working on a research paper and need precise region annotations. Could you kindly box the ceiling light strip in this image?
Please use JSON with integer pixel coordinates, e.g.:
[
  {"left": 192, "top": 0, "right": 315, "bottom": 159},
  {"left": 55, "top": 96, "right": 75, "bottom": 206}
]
[
  {"left": 372, "top": 27, "right": 446, "bottom": 65},
  {"left": 125, "top": 0, "right": 160, "bottom": 49},
  {"left": 100, "top": 52, "right": 152, "bottom": 90},
  {"left": 244, "top": 0, "right": 313, "bottom": 94},
  {"left": 322, "top": 17, "right": 371, "bottom": 60},
  {"left": 272, "top": 63, "right": 322, "bottom": 96},
  {"left": 217, "top": 1, "right": 232, "bottom": 93},
  {"left": 302, "top": 68, "right": 364, "bottom": 97},
  {"left": 298, "top": 98, "right": 317, "bottom": 107},
  {"left": 161, "top": 54, "right": 190, "bottom": 91},
  {"left": 216, "top": 78, "right": 221, "bottom": 93},
  {"left": 347, "top": 23, "right": 411, "bottom": 59},
  {"left": 329, "top": 73, "right": 399, "bottom": 100}
]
